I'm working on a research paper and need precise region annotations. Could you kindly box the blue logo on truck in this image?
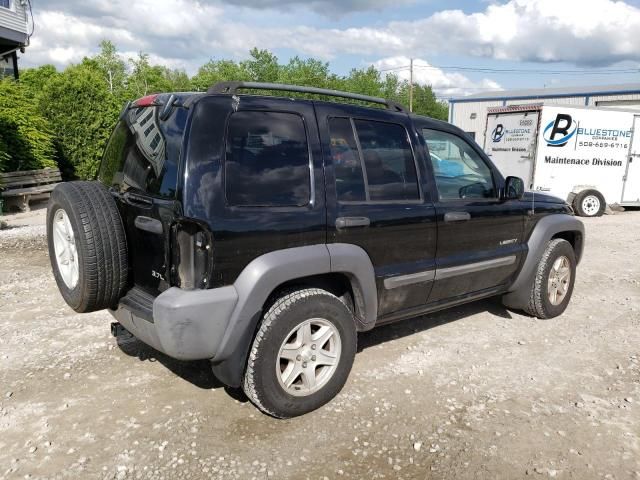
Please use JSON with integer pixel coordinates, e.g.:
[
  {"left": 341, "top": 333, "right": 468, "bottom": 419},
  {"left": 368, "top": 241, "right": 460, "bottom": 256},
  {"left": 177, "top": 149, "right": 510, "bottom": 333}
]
[
  {"left": 543, "top": 113, "right": 577, "bottom": 147},
  {"left": 491, "top": 124, "right": 505, "bottom": 142}
]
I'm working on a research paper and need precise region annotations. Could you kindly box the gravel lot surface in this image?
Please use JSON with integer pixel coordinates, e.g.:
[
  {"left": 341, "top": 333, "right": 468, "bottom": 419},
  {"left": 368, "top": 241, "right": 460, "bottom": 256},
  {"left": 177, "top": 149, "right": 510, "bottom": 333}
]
[{"left": 1, "top": 208, "right": 639, "bottom": 480}]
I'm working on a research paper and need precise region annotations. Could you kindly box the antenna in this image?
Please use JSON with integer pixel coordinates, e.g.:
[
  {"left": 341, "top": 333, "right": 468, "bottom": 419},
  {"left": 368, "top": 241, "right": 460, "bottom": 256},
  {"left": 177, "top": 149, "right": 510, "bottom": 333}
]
[{"left": 531, "top": 189, "right": 535, "bottom": 215}]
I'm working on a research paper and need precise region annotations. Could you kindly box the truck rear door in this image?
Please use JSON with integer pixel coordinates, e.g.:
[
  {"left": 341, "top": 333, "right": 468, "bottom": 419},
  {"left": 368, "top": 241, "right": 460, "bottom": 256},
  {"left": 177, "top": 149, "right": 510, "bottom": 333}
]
[
  {"left": 316, "top": 102, "right": 437, "bottom": 318},
  {"left": 622, "top": 115, "right": 640, "bottom": 203},
  {"left": 484, "top": 109, "right": 539, "bottom": 188},
  {"left": 99, "top": 97, "right": 187, "bottom": 299}
]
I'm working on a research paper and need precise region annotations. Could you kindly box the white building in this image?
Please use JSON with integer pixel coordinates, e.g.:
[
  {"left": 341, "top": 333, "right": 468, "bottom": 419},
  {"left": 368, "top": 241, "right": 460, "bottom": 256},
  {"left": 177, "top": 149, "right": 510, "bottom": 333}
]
[
  {"left": 0, "top": 0, "right": 29, "bottom": 79},
  {"left": 448, "top": 83, "right": 640, "bottom": 142}
]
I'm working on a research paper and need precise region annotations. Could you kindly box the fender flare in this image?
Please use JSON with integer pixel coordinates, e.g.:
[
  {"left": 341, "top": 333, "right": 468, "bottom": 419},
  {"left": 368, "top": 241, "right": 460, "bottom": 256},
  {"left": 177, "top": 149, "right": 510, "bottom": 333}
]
[
  {"left": 502, "top": 214, "right": 584, "bottom": 309},
  {"left": 211, "top": 243, "right": 377, "bottom": 386}
]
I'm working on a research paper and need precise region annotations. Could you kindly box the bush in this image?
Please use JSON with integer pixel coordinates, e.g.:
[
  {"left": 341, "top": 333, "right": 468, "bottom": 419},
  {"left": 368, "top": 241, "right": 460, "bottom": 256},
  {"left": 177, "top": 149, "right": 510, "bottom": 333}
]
[
  {"left": 0, "top": 79, "right": 56, "bottom": 172},
  {"left": 38, "top": 63, "right": 122, "bottom": 179}
]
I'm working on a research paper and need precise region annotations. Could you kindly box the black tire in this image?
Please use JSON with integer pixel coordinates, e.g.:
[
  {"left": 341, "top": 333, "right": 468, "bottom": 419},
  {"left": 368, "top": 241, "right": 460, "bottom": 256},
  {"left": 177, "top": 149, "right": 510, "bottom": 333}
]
[
  {"left": 243, "top": 288, "right": 357, "bottom": 418},
  {"left": 523, "top": 239, "right": 576, "bottom": 319},
  {"left": 46, "top": 181, "right": 128, "bottom": 313},
  {"left": 573, "top": 189, "right": 605, "bottom": 217}
]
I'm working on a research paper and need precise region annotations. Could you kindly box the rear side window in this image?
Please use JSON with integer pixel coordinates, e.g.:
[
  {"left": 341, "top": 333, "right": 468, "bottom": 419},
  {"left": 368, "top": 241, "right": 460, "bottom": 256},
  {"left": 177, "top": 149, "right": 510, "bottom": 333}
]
[
  {"left": 328, "top": 117, "right": 420, "bottom": 202},
  {"left": 225, "top": 111, "right": 311, "bottom": 207},
  {"left": 99, "top": 106, "right": 179, "bottom": 198},
  {"left": 328, "top": 118, "right": 366, "bottom": 202}
]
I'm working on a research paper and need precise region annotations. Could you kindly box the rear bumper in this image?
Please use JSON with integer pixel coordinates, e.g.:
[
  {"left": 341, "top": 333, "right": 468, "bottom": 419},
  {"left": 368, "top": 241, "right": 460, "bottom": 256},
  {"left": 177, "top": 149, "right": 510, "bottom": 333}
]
[{"left": 109, "top": 286, "right": 238, "bottom": 360}]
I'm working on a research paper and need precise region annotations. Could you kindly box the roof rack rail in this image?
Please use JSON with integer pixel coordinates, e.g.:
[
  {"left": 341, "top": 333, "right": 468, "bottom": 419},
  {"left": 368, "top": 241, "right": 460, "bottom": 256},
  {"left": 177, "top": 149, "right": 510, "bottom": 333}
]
[{"left": 207, "top": 81, "right": 407, "bottom": 113}]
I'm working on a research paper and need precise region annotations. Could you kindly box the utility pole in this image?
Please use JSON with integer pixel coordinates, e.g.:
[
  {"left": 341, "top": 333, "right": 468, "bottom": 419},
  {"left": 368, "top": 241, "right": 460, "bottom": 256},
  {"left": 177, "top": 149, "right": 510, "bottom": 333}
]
[{"left": 409, "top": 58, "right": 414, "bottom": 113}]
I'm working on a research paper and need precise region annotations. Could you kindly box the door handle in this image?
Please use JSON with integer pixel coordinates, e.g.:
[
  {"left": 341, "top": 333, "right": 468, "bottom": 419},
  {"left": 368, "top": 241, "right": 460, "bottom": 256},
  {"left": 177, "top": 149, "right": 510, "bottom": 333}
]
[
  {"left": 124, "top": 191, "right": 153, "bottom": 207},
  {"left": 134, "top": 216, "right": 163, "bottom": 234},
  {"left": 444, "top": 211, "right": 471, "bottom": 223},
  {"left": 335, "top": 216, "right": 371, "bottom": 229}
]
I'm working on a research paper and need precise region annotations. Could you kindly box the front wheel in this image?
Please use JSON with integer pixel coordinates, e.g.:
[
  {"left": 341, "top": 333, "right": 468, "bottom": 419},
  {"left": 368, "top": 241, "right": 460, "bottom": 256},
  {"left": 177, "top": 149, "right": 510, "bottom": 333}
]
[
  {"left": 523, "top": 238, "right": 576, "bottom": 319},
  {"left": 243, "top": 288, "right": 357, "bottom": 418}
]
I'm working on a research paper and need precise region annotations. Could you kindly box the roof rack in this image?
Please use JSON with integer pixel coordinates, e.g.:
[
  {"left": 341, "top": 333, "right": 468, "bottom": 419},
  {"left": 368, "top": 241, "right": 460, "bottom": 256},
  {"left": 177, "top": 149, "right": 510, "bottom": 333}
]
[{"left": 207, "top": 81, "right": 407, "bottom": 113}]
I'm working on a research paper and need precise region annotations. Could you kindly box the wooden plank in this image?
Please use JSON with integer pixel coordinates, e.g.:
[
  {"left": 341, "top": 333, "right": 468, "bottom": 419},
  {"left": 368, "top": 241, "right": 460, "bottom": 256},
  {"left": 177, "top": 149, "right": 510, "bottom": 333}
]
[
  {"left": 1, "top": 184, "right": 57, "bottom": 197},
  {"left": 0, "top": 168, "right": 60, "bottom": 178},
  {"left": 0, "top": 172, "right": 61, "bottom": 181},
  {"left": 1, "top": 174, "right": 62, "bottom": 186}
]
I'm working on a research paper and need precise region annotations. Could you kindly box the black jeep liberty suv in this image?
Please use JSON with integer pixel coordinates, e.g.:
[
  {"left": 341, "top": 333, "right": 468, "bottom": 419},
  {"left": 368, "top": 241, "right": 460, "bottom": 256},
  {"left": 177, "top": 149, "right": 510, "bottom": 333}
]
[{"left": 47, "top": 82, "right": 584, "bottom": 418}]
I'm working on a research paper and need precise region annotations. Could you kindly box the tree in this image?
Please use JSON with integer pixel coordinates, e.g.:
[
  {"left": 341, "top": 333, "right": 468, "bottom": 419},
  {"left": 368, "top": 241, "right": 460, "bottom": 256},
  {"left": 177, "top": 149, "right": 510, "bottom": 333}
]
[
  {"left": 242, "top": 48, "right": 280, "bottom": 82},
  {"left": 94, "top": 40, "right": 127, "bottom": 95},
  {"left": 279, "top": 56, "right": 333, "bottom": 88},
  {"left": 9, "top": 42, "right": 449, "bottom": 179},
  {"left": 0, "top": 79, "right": 56, "bottom": 172},
  {"left": 191, "top": 59, "right": 250, "bottom": 92},
  {"left": 39, "top": 63, "right": 121, "bottom": 179},
  {"left": 19, "top": 65, "right": 59, "bottom": 99}
]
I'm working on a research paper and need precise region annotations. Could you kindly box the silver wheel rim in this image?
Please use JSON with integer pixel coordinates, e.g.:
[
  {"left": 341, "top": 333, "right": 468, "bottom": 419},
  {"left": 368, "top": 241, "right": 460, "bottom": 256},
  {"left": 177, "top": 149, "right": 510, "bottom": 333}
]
[
  {"left": 547, "top": 255, "right": 571, "bottom": 306},
  {"left": 276, "top": 318, "right": 341, "bottom": 397},
  {"left": 581, "top": 195, "right": 600, "bottom": 216},
  {"left": 52, "top": 209, "right": 79, "bottom": 289}
]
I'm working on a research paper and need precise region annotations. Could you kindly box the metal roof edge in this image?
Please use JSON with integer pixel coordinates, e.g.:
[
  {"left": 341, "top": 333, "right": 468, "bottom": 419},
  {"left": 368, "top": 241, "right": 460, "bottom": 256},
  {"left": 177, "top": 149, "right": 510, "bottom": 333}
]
[{"left": 449, "top": 88, "right": 640, "bottom": 104}]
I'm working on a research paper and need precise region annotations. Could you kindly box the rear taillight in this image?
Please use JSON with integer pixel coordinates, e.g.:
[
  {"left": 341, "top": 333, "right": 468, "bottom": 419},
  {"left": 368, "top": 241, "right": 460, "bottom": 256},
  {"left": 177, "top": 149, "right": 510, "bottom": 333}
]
[
  {"left": 170, "top": 220, "right": 213, "bottom": 289},
  {"left": 133, "top": 94, "right": 159, "bottom": 108}
]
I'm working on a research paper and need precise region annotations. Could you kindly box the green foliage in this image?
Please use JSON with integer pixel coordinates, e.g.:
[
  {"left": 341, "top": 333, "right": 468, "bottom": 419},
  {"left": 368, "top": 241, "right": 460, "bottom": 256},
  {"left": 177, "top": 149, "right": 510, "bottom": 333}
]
[
  {"left": 2, "top": 42, "right": 449, "bottom": 179},
  {"left": 95, "top": 40, "right": 128, "bottom": 96},
  {"left": 19, "top": 65, "right": 60, "bottom": 98},
  {"left": 38, "top": 63, "right": 122, "bottom": 179},
  {"left": 0, "top": 79, "right": 56, "bottom": 172},
  {"left": 0, "top": 133, "right": 10, "bottom": 172}
]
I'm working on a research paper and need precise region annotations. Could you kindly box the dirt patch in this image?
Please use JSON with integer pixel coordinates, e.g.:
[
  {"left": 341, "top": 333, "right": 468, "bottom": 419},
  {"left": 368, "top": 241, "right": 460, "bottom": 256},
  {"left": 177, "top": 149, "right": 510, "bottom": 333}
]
[{"left": 1, "top": 213, "right": 639, "bottom": 479}]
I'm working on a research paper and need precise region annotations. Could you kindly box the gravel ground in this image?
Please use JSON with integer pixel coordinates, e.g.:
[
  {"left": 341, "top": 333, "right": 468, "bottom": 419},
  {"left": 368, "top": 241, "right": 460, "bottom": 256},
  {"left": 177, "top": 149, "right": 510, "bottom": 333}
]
[{"left": 1, "top": 209, "right": 639, "bottom": 480}]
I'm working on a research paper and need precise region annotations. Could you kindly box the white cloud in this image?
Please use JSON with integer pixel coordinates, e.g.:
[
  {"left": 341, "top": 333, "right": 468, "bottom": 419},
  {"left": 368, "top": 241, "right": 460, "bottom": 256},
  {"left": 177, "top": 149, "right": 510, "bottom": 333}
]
[
  {"left": 20, "top": 0, "right": 640, "bottom": 72},
  {"left": 221, "top": 0, "right": 413, "bottom": 14},
  {"left": 372, "top": 56, "right": 502, "bottom": 97}
]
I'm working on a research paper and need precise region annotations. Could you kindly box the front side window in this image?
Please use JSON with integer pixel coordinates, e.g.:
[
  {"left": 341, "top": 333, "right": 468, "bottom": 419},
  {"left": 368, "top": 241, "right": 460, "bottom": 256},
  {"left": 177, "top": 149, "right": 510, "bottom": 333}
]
[
  {"left": 422, "top": 128, "right": 496, "bottom": 200},
  {"left": 328, "top": 117, "right": 420, "bottom": 202},
  {"left": 225, "top": 111, "right": 310, "bottom": 207}
]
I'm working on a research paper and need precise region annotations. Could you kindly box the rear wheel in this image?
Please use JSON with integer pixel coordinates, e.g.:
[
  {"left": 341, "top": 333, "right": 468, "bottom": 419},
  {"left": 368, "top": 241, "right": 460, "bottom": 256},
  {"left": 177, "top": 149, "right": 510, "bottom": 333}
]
[
  {"left": 243, "top": 288, "right": 357, "bottom": 418},
  {"left": 47, "top": 181, "right": 128, "bottom": 312},
  {"left": 573, "top": 189, "right": 605, "bottom": 217}
]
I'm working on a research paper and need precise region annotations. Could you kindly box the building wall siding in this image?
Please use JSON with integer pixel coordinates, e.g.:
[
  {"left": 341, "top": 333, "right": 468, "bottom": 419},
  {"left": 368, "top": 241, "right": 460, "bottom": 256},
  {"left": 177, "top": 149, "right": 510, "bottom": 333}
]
[
  {"left": 450, "top": 100, "right": 503, "bottom": 138},
  {"left": 588, "top": 93, "right": 640, "bottom": 110},
  {"left": 505, "top": 96, "right": 586, "bottom": 106},
  {"left": 0, "top": 1, "right": 28, "bottom": 36},
  {"left": 450, "top": 92, "right": 640, "bottom": 140}
]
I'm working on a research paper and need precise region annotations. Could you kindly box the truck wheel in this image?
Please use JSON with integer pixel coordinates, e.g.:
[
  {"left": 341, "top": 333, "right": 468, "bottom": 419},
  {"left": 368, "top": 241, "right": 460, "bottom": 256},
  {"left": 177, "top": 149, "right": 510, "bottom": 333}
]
[
  {"left": 524, "top": 239, "right": 576, "bottom": 319},
  {"left": 573, "top": 189, "right": 605, "bottom": 217},
  {"left": 243, "top": 288, "right": 357, "bottom": 418},
  {"left": 47, "top": 181, "right": 128, "bottom": 313}
]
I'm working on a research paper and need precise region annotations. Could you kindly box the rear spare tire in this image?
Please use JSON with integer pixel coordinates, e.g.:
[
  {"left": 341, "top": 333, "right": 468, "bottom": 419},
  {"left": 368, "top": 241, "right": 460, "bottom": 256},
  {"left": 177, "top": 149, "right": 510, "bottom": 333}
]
[
  {"left": 573, "top": 189, "right": 605, "bottom": 217},
  {"left": 47, "top": 181, "right": 128, "bottom": 312}
]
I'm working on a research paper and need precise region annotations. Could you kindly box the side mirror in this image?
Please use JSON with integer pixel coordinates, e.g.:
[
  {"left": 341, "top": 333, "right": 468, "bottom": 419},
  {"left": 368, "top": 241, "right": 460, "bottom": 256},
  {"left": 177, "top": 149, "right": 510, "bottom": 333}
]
[{"left": 503, "top": 176, "right": 525, "bottom": 200}]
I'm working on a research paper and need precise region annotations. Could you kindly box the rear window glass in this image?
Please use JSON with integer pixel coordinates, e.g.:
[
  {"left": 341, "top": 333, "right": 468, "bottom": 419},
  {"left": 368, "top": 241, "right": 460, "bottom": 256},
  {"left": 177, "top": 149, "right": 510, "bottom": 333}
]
[
  {"left": 99, "top": 106, "right": 180, "bottom": 198},
  {"left": 225, "top": 111, "right": 310, "bottom": 207}
]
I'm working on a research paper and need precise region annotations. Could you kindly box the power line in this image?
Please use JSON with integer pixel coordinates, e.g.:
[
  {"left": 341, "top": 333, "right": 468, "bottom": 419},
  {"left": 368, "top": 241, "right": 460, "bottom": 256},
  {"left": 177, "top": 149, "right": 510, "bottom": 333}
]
[
  {"left": 415, "top": 64, "right": 640, "bottom": 75},
  {"left": 378, "top": 65, "right": 410, "bottom": 72},
  {"left": 377, "top": 63, "right": 639, "bottom": 75}
]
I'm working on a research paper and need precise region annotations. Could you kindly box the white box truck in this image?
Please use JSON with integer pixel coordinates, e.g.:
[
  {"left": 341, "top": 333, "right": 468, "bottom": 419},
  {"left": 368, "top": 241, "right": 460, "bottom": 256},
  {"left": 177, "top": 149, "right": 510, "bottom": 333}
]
[{"left": 483, "top": 104, "right": 640, "bottom": 217}]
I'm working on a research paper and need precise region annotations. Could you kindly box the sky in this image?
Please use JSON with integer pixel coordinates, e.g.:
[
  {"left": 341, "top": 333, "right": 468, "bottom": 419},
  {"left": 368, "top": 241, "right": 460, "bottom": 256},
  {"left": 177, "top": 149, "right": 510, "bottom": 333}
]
[{"left": 20, "top": 0, "right": 640, "bottom": 99}]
